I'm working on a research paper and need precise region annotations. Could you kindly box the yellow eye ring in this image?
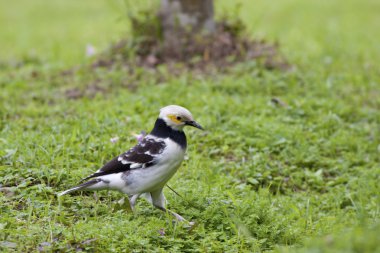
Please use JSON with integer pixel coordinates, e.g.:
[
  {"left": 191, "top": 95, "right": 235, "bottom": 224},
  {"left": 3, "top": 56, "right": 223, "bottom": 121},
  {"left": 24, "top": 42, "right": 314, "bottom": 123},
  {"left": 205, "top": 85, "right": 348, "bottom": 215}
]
[{"left": 168, "top": 114, "right": 182, "bottom": 124}]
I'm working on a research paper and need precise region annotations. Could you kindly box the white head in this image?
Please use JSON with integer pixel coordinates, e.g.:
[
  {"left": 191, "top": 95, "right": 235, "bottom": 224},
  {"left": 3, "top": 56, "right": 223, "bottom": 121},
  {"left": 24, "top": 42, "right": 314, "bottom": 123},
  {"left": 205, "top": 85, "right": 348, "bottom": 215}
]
[{"left": 159, "top": 105, "right": 203, "bottom": 131}]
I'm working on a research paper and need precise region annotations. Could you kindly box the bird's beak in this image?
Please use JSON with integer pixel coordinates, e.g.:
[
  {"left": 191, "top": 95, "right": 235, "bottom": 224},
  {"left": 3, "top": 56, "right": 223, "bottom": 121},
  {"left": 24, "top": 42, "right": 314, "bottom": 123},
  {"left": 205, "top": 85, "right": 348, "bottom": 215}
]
[{"left": 185, "top": 120, "right": 204, "bottom": 130}]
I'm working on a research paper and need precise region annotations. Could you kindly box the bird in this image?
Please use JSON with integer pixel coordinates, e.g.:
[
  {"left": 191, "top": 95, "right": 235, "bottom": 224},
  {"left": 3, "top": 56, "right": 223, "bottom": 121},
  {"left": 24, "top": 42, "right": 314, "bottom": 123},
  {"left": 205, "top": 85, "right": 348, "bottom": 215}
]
[{"left": 58, "top": 105, "right": 203, "bottom": 222}]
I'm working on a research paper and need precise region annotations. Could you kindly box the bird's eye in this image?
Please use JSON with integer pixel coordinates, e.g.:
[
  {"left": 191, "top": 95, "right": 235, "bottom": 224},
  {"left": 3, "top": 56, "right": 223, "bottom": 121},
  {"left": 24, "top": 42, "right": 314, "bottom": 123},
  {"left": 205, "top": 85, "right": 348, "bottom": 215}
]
[{"left": 176, "top": 116, "right": 182, "bottom": 121}]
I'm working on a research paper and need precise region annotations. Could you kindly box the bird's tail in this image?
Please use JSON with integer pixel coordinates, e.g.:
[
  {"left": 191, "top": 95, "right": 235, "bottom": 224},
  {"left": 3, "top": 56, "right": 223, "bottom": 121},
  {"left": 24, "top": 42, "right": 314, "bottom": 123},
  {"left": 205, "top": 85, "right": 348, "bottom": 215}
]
[{"left": 57, "top": 179, "right": 101, "bottom": 197}]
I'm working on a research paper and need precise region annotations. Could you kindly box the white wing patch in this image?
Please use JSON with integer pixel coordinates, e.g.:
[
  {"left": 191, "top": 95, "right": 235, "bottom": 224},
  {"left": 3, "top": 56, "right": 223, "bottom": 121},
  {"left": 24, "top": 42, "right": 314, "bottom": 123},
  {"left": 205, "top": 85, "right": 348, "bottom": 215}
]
[{"left": 116, "top": 136, "right": 166, "bottom": 169}]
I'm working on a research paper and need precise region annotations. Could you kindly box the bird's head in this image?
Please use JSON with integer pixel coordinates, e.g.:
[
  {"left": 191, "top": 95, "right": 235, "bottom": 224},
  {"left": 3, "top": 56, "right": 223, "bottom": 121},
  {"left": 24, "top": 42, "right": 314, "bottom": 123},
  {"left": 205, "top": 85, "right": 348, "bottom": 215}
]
[{"left": 159, "top": 105, "right": 204, "bottom": 131}]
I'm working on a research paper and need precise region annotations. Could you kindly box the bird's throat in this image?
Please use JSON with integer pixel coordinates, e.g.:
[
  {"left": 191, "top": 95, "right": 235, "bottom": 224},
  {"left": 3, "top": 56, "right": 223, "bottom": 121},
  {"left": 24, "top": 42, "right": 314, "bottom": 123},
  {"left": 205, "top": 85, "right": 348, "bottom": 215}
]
[{"left": 150, "top": 118, "right": 187, "bottom": 149}]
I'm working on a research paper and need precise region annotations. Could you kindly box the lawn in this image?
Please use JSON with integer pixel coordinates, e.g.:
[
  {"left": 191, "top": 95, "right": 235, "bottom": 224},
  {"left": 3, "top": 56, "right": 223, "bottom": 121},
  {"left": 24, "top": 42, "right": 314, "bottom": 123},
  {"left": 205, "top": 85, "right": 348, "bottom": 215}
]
[{"left": 1, "top": 0, "right": 379, "bottom": 252}]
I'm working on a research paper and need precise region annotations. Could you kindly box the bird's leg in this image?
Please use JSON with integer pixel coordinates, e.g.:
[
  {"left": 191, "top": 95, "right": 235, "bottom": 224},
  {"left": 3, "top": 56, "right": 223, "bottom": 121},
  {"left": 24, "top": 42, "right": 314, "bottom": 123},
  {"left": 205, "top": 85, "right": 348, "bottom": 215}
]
[
  {"left": 150, "top": 188, "right": 186, "bottom": 222},
  {"left": 129, "top": 194, "right": 141, "bottom": 212}
]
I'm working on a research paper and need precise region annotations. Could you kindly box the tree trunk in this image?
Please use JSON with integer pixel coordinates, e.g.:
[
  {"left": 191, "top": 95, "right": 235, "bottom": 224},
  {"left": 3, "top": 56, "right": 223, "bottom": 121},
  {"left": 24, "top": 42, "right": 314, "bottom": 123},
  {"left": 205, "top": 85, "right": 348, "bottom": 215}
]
[{"left": 160, "top": 0, "right": 215, "bottom": 48}]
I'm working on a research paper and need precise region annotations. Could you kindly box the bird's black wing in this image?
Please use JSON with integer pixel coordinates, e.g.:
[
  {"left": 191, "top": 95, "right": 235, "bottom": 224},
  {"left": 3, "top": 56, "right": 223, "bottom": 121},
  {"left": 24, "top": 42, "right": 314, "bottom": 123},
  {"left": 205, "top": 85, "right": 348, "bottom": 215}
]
[{"left": 80, "top": 136, "right": 166, "bottom": 182}]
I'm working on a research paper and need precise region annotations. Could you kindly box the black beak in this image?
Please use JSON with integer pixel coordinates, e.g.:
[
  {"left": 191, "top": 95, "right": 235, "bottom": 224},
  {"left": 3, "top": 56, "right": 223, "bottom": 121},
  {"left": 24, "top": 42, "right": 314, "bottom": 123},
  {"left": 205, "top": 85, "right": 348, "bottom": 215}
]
[{"left": 185, "top": 120, "right": 204, "bottom": 130}]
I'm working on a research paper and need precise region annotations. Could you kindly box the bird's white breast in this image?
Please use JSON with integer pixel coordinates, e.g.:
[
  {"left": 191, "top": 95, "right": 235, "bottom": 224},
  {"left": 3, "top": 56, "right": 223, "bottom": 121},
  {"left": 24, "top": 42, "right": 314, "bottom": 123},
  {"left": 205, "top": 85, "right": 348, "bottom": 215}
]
[{"left": 121, "top": 138, "right": 185, "bottom": 194}]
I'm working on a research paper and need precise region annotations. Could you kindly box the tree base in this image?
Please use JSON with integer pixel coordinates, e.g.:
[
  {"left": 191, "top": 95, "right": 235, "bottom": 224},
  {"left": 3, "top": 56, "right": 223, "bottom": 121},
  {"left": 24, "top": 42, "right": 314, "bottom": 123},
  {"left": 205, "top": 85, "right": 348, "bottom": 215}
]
[{"left": 91, "top": 11, "right": 290, "bottom": 73}]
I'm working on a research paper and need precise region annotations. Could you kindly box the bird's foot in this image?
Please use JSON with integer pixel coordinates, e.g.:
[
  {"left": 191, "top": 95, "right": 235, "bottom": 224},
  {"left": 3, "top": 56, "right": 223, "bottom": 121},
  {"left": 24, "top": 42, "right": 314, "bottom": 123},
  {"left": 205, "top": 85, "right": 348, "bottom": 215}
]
[
  {"left": 172, "top": 212, "right": 186, "bottom": 222},
  {"left": 170, "top": 212, "right": 196, "bottom": 229},
  {"left": 113, "top": 197, "right": 133, "bottom": 212},
  {"left": 183, "top": 221, "right": 197, "bottom": 231}
]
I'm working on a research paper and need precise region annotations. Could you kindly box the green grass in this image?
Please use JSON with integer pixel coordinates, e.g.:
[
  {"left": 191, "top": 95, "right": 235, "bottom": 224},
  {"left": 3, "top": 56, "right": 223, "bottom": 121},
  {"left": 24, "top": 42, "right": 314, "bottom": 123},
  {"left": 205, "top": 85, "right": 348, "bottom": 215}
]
[{"left": 1, "top": 0, "right": 380, "bottom": 252}]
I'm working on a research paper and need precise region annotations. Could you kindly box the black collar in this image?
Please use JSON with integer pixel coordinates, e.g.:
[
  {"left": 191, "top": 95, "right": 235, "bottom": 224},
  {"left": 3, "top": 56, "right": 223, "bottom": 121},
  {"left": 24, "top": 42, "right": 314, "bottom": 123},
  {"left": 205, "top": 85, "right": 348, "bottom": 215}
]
[{"left": 150, "top": 118, "right": 187, "bottom": 149}]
